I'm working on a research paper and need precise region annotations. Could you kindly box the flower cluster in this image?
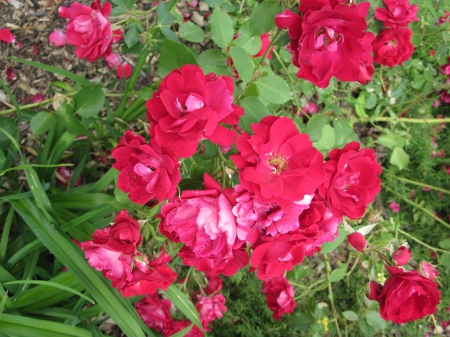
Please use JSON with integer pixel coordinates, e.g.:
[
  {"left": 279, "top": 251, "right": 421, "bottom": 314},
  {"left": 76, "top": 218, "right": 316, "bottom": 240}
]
[
  {"left": 275, "top": 0, "right": 374, "bottom": 88},
  {"left": 372, "top": 0, "right": 417, "bottom": 67},
  {"left": 79, "top": 210, "right": 177, "bottom": 297},
  {"left": 368, "top": 247, "right": 440, "bottom": 324}
]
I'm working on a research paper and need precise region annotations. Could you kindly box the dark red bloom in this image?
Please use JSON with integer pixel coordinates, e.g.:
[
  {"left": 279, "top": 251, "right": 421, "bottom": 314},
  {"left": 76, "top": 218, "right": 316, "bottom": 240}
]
[
  {"left": 392, "top": 246, "right": 412, "bottom": 266},
  {"left": 231, "top": 116, "right": 325, "bottom": 211},
  {"left": 375, "top": 267, "right": 440, "bottom": 324},
  {"left": 146, "top": 65, "right": 243, "bottom": 157},
  {"left": 112, "top": 131, "right": 181, "bottom": 204},
  {"left": 135, "top": 293, "right": 173, "bottom": 333},
  {"left": 263, "top": 276, "right": 296, "bottom": 320},
  {"left": 319, "top": 142, "right": 382, "bottom": 219},
  {"left": 372, "top": 27, "right": 414, "bottom": 68},
  {"left": 375, "top": 0, "right": 418, "bottom": 28}
]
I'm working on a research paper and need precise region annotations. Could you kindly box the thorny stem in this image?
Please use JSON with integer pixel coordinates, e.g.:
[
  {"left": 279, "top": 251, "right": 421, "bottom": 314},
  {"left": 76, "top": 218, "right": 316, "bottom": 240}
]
[
  {"left": 272, "top": 49, "right": 307, "bottom": 119},
  {"left": 324, "top": 254, "right": 342, "bottom": 337},
  {"left": 397, "top": 228, "right": 449, "bottom": 254},
  {"left": 382, "top": 183, "right": 450, "bottom": 230},
  {"left": 387, "top": 174, "right": 450, "bottom": 196}
]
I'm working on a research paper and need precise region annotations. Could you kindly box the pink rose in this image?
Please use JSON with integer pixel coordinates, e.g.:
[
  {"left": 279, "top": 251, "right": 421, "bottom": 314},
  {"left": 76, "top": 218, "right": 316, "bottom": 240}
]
[
  {"left": 231, "top": 116, "right": 325, "bottom": 211},
  {"left": 135, "top": 293, "right": 173, "bottom": 333},
  {"left": 166, "top": 321, "right": 204, "bottom": 337},
  {"left": 372, "top": 28, "right": 414, "bottom": 68},
  {"left": 146, "top": 65, "right": 244, "bottom": 157},
  {"left": 375, "top": 266, "right": 441, "bottom": 324},
  {"left": 117, "top": 63, "right": 132, "bottom": 78},
  {"left": 419, "top": 261, "right": 440, "bottom": 281},
  {"left": 392, "top": 246, "right": 411, "bottom": 266},
  {"left": 204, "top": 275, "right": 223, "bottom": 295},
  {"left": 196, "top": 294, "right": 227, "bottom": 331},
  {"left": 61, "top": 0, "right": 122, "bottom": 61},
  {"left": 319, "top": 142, "right": 382, "bottom": 219},
  {"left": 48, "top": 30, "right": 67, "bottom": 47},
  {"left": 388, "top": 201, "right": 401, "bottom": 213},
  {"left": 263, "top": 276, "right": 296, "bottom": 320},
  {"left": 107, "top": 210, "right": 142, "bottom": 254},
  {"left": 275, "top": 1, "right": 374, "bottom": 88},
  {"left": 119, "top": 251, "right": 177, "bottom": 297},
  {"left": 112, "top": 131, "right": 181, "bottom": 204},
  {"left": 159, "top": 174, "right": 248, "bottom": 276},
  {"left": 375, "top": 0, "right": 418, "bottom": 28}
]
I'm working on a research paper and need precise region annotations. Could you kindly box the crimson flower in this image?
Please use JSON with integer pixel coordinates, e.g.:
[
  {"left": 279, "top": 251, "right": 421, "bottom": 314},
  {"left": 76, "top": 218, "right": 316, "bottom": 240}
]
[{"left": 372, "top": 27, "right": 414, "bottom": 68}]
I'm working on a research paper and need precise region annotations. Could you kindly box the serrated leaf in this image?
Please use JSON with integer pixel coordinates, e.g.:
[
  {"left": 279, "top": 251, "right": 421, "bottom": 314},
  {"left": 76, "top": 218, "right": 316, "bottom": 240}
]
[
  {"left": 342, "top": 310, "right": 358, "bottom": 321},
  {"left": 365, "top": 310, "right": 387, "bottom": 330},
  {"left": 197, "top": 50, "right": 227, "bottom": 67},
  {"left": 390, "top": 147, "right": 409, "bottom": 170},
  {"left": 157, "top": 2, "right": 176, "bottom": 25},
  {"left": 365, "top": 92, "right": 377, "bottom": 109},
  {"left": 74, "top": 85, "right": 105, "bottom": 118},
  {"left": 439, "top": 239, "right": 450, "bottom": 250},
  {"left": 313, "top": 124, "right": 335, "bottom": 151},
  {"left": 288, "top": 312, "right": 315, "bottom": 332},
  {"left": 30, "top": 112, "right": 57, "bottom": 136},
  {"left": 249, "top": 0, "right": 280, "bottom": 36},
  {"left": 160, "top": 26, "right": 180, "bottom": 42},
  {"left": 321, "top": 228, "right": 346, "bottom": 254},
  {"left": 163, "top": 285, "right": 202, "bottom": 330},
  {"left": 229, "top": 46, "right": 254, "bottom": 83},
  {"left": 254, "top": 75, "right": 290, "bottom": 104},
  {"left": 125, "top": 25, "right": 139, "bottom": 48},
  {"left": 305, "top": 114, "right": 328, "bottom": 142},
  {"left": 210, "top": 9, "right": 234, "bottom": 49},
  {"left": 233, "top": 35, "right": 262, "bottom": 55},
  {"left": 179, "top": 22, "right": 205, "bottom": 43},
  {"left": 329, "top": 263, "right": 349, "bottom": 283},
  {"left": 239, "top": 97, "right": 271, "bottom": 132},
  {"left": 157, "top": 39, "right": 197, "bottom": 78},
  {"left": 377, "top": 135, "right": 396, "bottom": 149}
]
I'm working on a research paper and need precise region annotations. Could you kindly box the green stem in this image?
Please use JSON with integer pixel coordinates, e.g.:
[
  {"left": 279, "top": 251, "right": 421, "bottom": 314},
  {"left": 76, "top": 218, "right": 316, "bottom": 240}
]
[
  {"left": 397, "top": 228, "right": 449, "bottom": 254},
  {"left": 374, "top": 117, "right": 450, "bottom": 124},
  {"left": 387, "top": 174, "right": 450, "bottom": 196},
  {"left": 238, "top": 29, "right": 283, "bottom": 100},
  {"left": 382, "top": 183, "right": 450, "bottom": 230},
  {"left": 324, "top": 254, "right": 342, "bottom": 337},
  {"left": 122, "top": 96, "right": 145, "bottom": 122},
  {"left": 123, "top": 104, "right": 148, "bottom": 123}
]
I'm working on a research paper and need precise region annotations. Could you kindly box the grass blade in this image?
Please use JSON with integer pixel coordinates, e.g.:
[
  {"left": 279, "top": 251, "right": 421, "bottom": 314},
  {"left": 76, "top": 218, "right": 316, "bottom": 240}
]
[{"left": 163, "top": 284, "right": 202, "bottom": 330}]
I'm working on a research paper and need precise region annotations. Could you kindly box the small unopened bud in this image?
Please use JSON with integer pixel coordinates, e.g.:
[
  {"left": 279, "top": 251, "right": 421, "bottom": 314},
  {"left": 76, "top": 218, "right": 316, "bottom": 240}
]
[
  {"left": 347, "top": 232, "right": 367, "bottom": 252},
  {"left": 366, "top": 281, "right": 381, "bottom": 301},
  {"left": 392, "top": 246, "right": 412, "bottom": 266}
]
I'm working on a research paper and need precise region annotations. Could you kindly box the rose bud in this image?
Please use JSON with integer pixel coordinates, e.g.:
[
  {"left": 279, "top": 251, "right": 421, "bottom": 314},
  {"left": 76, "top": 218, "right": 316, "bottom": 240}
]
[
  {"left": 419, "top": 261, "right": 440, "bottom": 281},
  {"left": 367, "top": 281, "right": 381, "bottom": 301},
  {"left": 392, "top": 246, "right": 412, "bottom": 266},
  {"left": 347, "top": 232, "right": 367, "bottom": 252}
]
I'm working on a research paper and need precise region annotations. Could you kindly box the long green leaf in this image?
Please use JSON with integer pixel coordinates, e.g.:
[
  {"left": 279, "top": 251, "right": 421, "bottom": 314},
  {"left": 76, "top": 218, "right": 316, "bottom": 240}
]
[
  {"left": 163, "top": 285, "right": 202, "bottom": 330},
  {"left": 0, "top": 207, "right": 14, "bottom": 264},
  {"left": 4, "top": 281, "right": 93, "bottom": 303},
  {"left": 9, "top": 57, "right": 92, "bottom": 86},
  {"left": 10, "top": 199, "right": 146, "bottom": 337}
]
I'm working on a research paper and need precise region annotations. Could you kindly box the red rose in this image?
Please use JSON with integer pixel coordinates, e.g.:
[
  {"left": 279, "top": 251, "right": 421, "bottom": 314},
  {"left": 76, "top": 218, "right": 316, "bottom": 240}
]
[
  {"left": 231, "top": 116, "right": 325, "bottom": 211},
  {"left": 107, "top": 210, "right": 142, "bottom": 254},
  {"left": 372, "top": 28, "right": 414, "bottom": 68},
  {"left": 253, "top": 33, "right": 274, "bottom": 59},
  {"left": 62, "top": 0, "right": 122, "bottom": 62},
  {"left": 392, "top": 246, "right": 412, "bottom": 266},
  {"left": 375, "top": 0, "right": 418, "bottom": 28},
  {"left": 376, "top": 266, "right": 441, "bottom": 324},
  {"left": 135, "top": 293, "right": 173, "bottom": 333},
  {"left": 146, "top": 65, "right": 243, "bottom": 157},
  {"left": 275, "top": 1, "right": 374, "bottom": 88},
  {"left": 319, "top": 142, "right": 382, "bottom": 219},
  {"left": 263, "top": 276, "right": 296, "bottom": 320},
  {"left": 166, "top": 321, "right": 204, "bottom": 337},
  {"left": 112, "top": 131, "right": 181, "bottom": 204},
  {"left": 196, "top": 294, "right": 227, "bottom": 331},
  {"left": 347, "top": 232, "right": 367, "bottom": 252}
]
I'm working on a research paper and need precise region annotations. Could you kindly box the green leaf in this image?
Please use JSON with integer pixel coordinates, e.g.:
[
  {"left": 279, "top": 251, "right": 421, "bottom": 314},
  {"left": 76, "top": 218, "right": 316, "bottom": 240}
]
[
  {"left": 229, "top": 46, "right": 254, "bottom": 83},
  {"left": 125, "top": 25, "right": 140, "bottom": 48},
  {"left": 0, "top": 117, "right": 17, "bottom": 150},
  {"left": 233, "top": 35, "right": 262, "bottom": 55},
  {"left": 157, "top": 2, "right": 176, "bottom": 25},
  {"left": 179, "top": 22, "right": 205, "bottom": 43},
  {"left": 377, "top": 135, "right": 396, "bottom": 149},
  {"left": 163, "top": 285, "right": 202, "bottom": 330},
  {"left": 365, "top": 310, "right": 387, "bottom": 330},
  {"left": 30, "top": 112, "right": 58, "bottom": 135},
  {"left": 210, "top": 9, "right": 234, "bottom": 49},
  {"left": 170, "top": 324, "right": 194, "bottom": 337},
  {"left": 411, "top": 76, "right": 425, "bottom": 90},
  {"left": 321, "top": 229, "right": 347, "bottom": 254},
  {"left": 365, "top": 92, "right": 377, "bottom": 109},
  {"left": 160, "top": 26, "right": 180, "bottom": 42},
  {"left": 254, "top": 75, "right": 290, "bottom": 104},
  {"left": 342, "top": 310, "right": 358, "bottom": 321},
  {"left": 390, "top": 147, "right": 409, "bottom": 170},
  {"left": 305, "top": 114, "right": 328, "bottom": 142},
  {"left": 11, "top": 199, "right": 146, "bottom": 337},
  {"left": 329, "top": 262, "right": 349, "bottom": 283},
  {"left": 439, "top": 239, "right": 450, "bottom": 250},
  {"left": 313, "top": 124, "right": 335, "bottom": 151},
  {"left": 157, "top": 39, "right": 197, "bottom": 78},
  {"left": 288, "top": 312, "right": 315, "bottom": 332},
  {"left": 203, "top": 0, "right": 222, "bottom": 9},
  {"left": 0, "top": 150, "right": 5, "bottom": 170},
  {"left": 74, "top": 85, "right": 105, "bottom": 118},
  {"left": 197, "top": 50, "right": 227, "bottom": 67},
  {"left": 249, "top": 0, "right": 280, "bottom": 36},
  {"left": 239, "top": 97, "right": 271, "bottom": 132},
  {"left": 65, "top": 116, "right": 93, "bottom": 137}
]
